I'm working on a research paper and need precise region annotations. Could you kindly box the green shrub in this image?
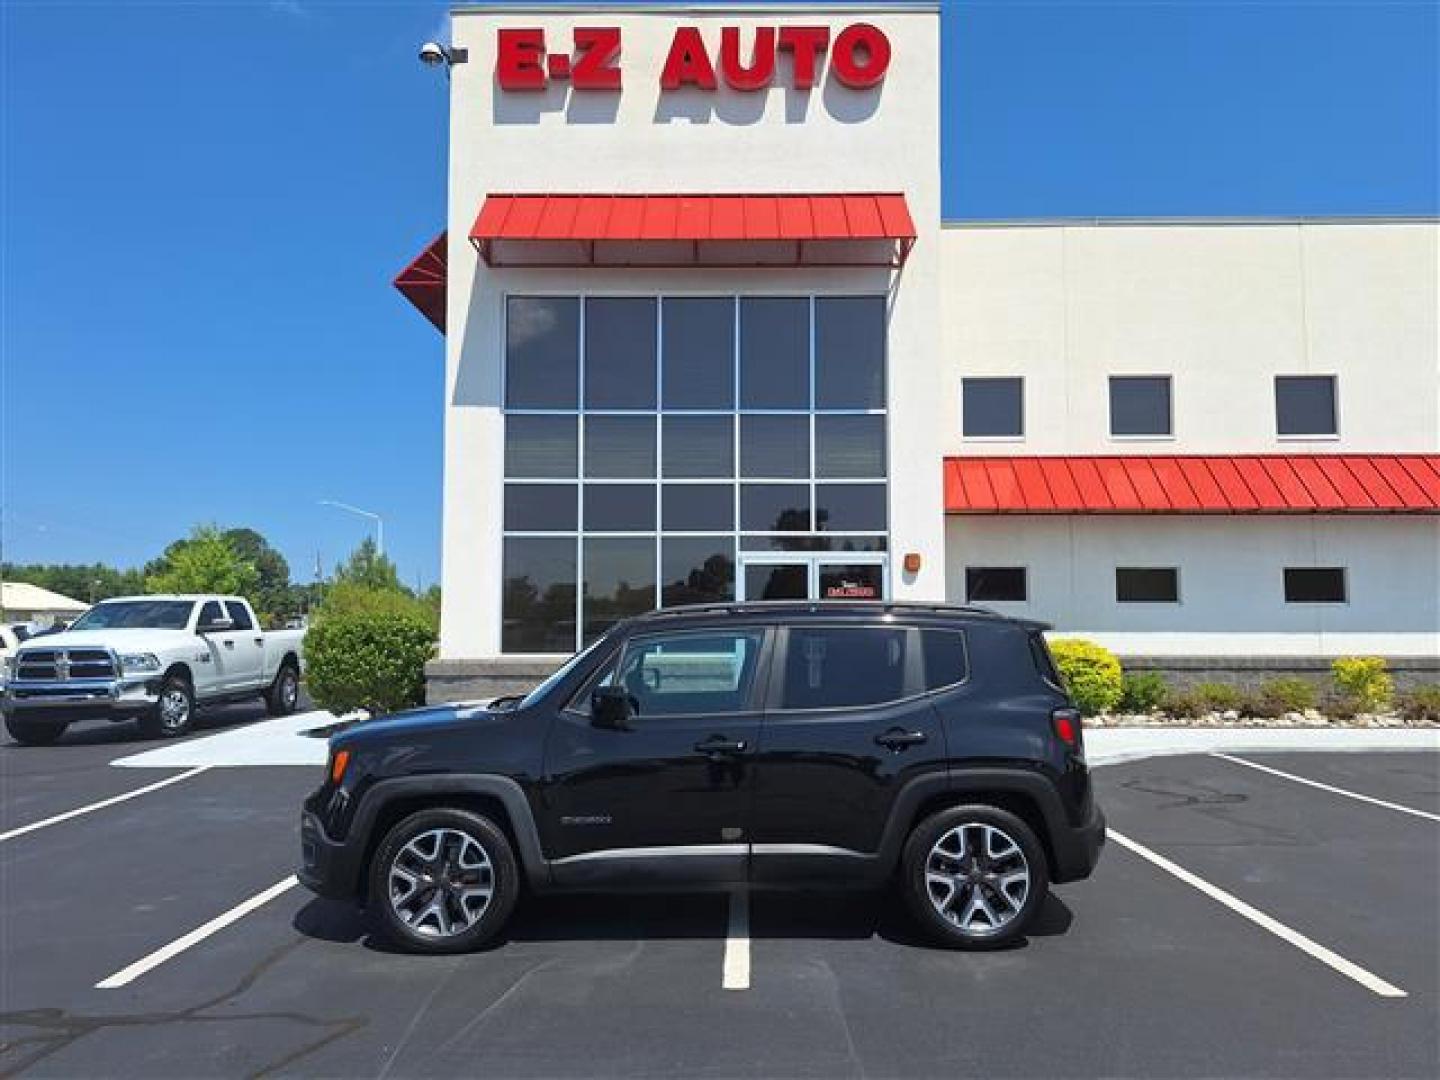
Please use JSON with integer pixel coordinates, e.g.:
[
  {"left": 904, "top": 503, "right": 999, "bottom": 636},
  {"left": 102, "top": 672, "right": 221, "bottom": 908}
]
[
  {"left": 1331, "top": 657, "right": 1393, "bottom": 713},
  {"left": 1193, "top": 681, "right": 1244, "bottom": 713},
  {"left": 305, "top": 608, "right": 437, "bottom": 715},
  {"left": 1255, "top": 677, "right": 1318, "bottom": 717},
  {"left": 1397, "top": 685, "right": 1440, "bottom": 725},
  {"left": 1118, "top": 671, "right": 1168, "bottom": 714},
  {"left": 1162, "top": 688, "right": 1207, "bottom": 720},
  {"left": 1322, "top": 693, "right": 1361, "bottom": 722},
  {"left": 1048, "top": 639, "right": 1123, "bottom": 716}
]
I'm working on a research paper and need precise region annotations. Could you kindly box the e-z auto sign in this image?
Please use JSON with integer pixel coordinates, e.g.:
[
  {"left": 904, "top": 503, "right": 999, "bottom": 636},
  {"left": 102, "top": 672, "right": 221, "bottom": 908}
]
[{"left": 496, "top": 23, "right": 891, "bottom": 92}]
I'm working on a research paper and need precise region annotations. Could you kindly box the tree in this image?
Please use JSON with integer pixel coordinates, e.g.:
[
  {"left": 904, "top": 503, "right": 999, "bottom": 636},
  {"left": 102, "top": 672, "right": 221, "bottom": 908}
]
[
  {"left": 145, "top": 526, "right": 261, "bottom": 598},
  {"left": 1, "top": 563, "right": 145, "bottom": 603},
  {"left": 333, "top": 537, "right": 403, "bottom": 593},
  {"left": 223, "top": 527, "right": 296, "bottom": 622}
]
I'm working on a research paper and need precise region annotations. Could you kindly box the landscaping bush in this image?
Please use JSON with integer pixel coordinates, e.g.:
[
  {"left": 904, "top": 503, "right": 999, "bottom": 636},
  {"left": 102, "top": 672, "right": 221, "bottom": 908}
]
[
  {"left": 1161, "top": 688, "right": 1207, "bottom": 720},
  {"left": 1254, "top": 677, "right": 1318, "bottom": 717},
  {"left": 1048, "top": 639, "right": 1123, "bottom": 716},
  {"left": 1322, "top": 693, "right": 1362, "bottom": 722},
  {"left": 1331, "top": 657, "right": 1393, "bottom": 713},
  {"left": 1192, "top": 681, "right": 1244, "bottom": 713},
  {"left": 306, "top": 607, "right": 437, "bottom": 716},
  {"left": 1397, "top": 685, "right": 1440, "bottom": 725},
  {"left": 1118, "top": 671, "right": 1168, "bottom": 714}
]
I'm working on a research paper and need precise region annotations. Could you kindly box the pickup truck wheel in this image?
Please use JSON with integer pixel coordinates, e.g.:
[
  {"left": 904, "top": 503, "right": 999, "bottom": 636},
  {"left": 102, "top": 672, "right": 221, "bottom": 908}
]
[
  {"left": 4, "top": 716, "right": 67, "bottom": 746},
  {"left": 369, "top": 807, "right": 519, "bottom": 954},
  {"left": 901, "top": 804, "right": 1049, "bottom": 950},
  {"left": 265, "top": 663, "right": 300, "bottom": 717},
  {"left": 139, "top": 675, "right": 195, "bottom": 739}
]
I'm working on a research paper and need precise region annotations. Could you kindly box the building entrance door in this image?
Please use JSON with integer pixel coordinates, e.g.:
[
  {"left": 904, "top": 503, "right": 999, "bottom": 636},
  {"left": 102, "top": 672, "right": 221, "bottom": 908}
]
[{"left": 737, "top": 555, "right": 887, "bottom": 602}]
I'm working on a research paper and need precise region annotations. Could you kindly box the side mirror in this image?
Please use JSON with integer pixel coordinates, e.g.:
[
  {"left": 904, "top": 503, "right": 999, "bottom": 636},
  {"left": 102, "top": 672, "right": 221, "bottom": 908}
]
[{"left": 591, "top": 686, "right": 635, "bottom": 731}]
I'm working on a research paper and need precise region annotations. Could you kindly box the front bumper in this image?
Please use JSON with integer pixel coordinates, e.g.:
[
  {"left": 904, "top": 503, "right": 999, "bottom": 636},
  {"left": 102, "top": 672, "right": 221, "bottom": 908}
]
[
  {"left": 298, "top": 810, "right": 365, "bottom": 901},
  {"left": 1050, "top": 802, "right": 1107, "bottom": 884},
  {"left": 2, "top": 678, "right": 160, "bottom": 718}
]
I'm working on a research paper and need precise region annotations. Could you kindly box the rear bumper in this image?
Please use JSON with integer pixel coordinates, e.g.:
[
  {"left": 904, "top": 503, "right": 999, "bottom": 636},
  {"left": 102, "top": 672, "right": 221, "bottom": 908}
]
[
  {"left": 298, "top": 810, "right": 365, "bottom": 901},
  {"left": 1050, "top": 802, "right": 1106, "bottom": 884}
]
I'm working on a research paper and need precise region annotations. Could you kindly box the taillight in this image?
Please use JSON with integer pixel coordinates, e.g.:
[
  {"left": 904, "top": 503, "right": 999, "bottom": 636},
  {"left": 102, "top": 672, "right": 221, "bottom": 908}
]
[
  {"left": 330, "top": 749, "right": 350, "bottom": 784},
  {"left": 1051, "top": 708, "right": 1081, "bottom": 749}
]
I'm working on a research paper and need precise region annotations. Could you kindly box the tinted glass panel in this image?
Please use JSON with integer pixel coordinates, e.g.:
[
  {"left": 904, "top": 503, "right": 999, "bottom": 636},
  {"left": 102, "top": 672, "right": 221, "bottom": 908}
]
[
  {"left": 198, "top": 601, "right": 224, "bottom": 628},
  {"left": 618, "top": 631, "right": 763, "bottom": 716},
  {"left": 815, "top": 415, "right": 885, "bottom": 478},
  {"left": 224, "top": 602, "right": 254, "bottom": 631},
  {"left": 741, "top": 484, "right": 810, "bottom": 531},
  {"left": 583, "top": 537, "right": 656, "bottom": 643},
  {"left": 661, "top": 537, "right": 736, "bottom": 607},
  {"left": 662, "top": 485, "right": 734, "bottom": 531},
  {"left": 740, "top": 415, "right": 809, "bottom": 478},
  {"left": 663, "top": 298, "right": 734, "bottom": 409},
  {"left": 816, "top": 483, "right": 887, "bottom": 532},
  {"left": 962, "top": 377, "right": 1023, "bottom": 437},
  {"left": 662, "top": 415, "right": 734, "bottom": 479},
  {"left": 1275, "top": 376, "right": 1337, "bottom": 436},
  {"left": 1109, "top": 376, "right": 1172, "bottom": 436},
  {"left": 745, "top": 563, "right": 808, "bottom": 600},
  {"left": 503, "top": 537, "right": 577, "bottom": 652},
  {"left": 740, "top": 534, "right": 886, "bottom": 552},
  {"left": 816, "top": 297, "right": 885, "bottom": 409},
  {"left": 740, "top": 298, "right": 808, "bottom": 409},
  {"left": 1116, "top": 567, "right": 1180, "bottom": 603},
  {"left": 921, "top": 629, "right": 969, "bottom": 690},
  {"left": 505, "top": 484, "right": 578, "bottom": 531},
  {"left": 584, "top": 298, "right": 656, "bottom": 409},
  {"left": 506, "top": 297, "right": 578, "bottom": 409},
  {"left": 781, "top": 627, "right": 907, "bottom": 709},
  {"left": 1284, "top": 567, "right": 1346, "bottom": 603},
  {"left": 506, "top": 415, "right": 578, "bottom": 478},
  {"left": 966, "top": 566, "right": 1027, "bottom": 602},
  {"left": 583, "top": 484, "right": 656, "bottom": 531},
  {"left": 584, "top": 416, "right": 656, "bottom": 478},
  {"left": 819, "top": 563, "right": 882, "bottom": 599}
]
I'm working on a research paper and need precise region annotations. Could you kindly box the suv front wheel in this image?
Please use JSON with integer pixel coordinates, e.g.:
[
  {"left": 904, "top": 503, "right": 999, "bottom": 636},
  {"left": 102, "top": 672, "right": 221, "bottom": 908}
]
[
  {"left": 901, "top": 804, "right": 1050, "bottom": 949},
  {"left": 368, "top": 807, "right": 519, "bottom": 954}
]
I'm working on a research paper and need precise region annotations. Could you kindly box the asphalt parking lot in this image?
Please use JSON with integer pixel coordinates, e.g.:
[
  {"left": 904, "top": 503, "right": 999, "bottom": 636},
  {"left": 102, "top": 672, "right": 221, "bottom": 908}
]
[{"left": 1, "top": 714, "right": 1436, "bottom": 1078}]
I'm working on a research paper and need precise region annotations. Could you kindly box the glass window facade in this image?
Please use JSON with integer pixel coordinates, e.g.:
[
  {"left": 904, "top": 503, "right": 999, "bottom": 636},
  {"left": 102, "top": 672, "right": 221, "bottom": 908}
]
[{"left": 501, "top": 295, "right": 889, "bottom": 652}]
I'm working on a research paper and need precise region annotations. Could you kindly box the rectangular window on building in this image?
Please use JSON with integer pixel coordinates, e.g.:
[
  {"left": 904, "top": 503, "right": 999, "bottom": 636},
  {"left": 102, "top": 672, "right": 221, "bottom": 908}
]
[
  {"left": 1275, "top": 375, "right": 1338, "bottom": 436},
  {"left": 660, "top": 536, "right": 736, "bottom": 607},
  {"left": 1116, "top": 567, "right": 1180, "bottom": 603},
  {"left": 1284, "top": 567, "right": 1347, "bottom": 603},
  {"left": 584, "top": 298, "right": 657, "bottom": 410},
  {"left": 662, "top": 298, "right": 734, "bottom": 410},
  {"left": 1109, "top": 376, "right": 1172, "bottom": 437},
  {"left": 583, "top": 416, "right": 656, "bottom": 478},
  {"left": 740, "top": 415, "right": 809, "bottom": 479},
  {"left": 962, "top": 377, "right": 1023, "bottom": 438},
  {"left": 506, "top": 297, "right": 579, "bottom": 409},
  {"left": 816, "top": 296, "right": 886, "bottom": 409},
  {"left": 740, "top": 297, "right": 808, "bottom": 409},
  {"left": 582, "top": 537, "right": 656, "bottom": 643},
  {"left": 503, "top": 537, "right": 577, "bottom": 653},
  {"left": 816, "top": 415, "right": 886, "bottom": 478},
  {"left": 662, "top": 416, "right": 734, "bottom": 479},
  {"left": 505, "top": 415, "right": 578, "bottom": 478},
  {"left": 965, "top": 566, "right": 1027, "bottom": 602}
]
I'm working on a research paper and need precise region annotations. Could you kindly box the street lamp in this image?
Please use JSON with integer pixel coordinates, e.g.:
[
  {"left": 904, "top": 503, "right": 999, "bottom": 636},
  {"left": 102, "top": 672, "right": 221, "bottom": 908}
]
[{"left": 319, "top": 500, "right": 385, "bottom": 556}]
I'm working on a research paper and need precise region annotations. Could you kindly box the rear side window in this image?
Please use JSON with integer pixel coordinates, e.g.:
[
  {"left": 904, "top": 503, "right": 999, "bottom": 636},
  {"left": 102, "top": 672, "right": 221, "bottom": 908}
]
[
  {"left": 781, "top": 627, "right": 907, "bottom": 710},
  {"left": 1029, "top": 633, "right": 1062, "bottom": 688},
  {"left": 225, "top": 602, "right": 254, "bottom": 630},
  {"left": 920, "top": 629, "right": 968, "bottom": 691}
]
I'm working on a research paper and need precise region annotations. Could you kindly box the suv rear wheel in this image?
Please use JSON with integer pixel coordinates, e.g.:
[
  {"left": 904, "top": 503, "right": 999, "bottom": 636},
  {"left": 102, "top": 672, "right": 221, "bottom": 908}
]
[
  {"left": 901, "top": 804, "right": 1049, "bottom": 949},
  {"left": 368, "top": 807, "right": 519, "bottom": 954}
]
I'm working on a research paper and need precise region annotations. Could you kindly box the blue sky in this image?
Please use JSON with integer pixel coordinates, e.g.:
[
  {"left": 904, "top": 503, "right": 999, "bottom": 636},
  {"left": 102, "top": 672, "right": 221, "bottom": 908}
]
[{"left": 3, "top": 0, "right": 1436, "bottom": 587}]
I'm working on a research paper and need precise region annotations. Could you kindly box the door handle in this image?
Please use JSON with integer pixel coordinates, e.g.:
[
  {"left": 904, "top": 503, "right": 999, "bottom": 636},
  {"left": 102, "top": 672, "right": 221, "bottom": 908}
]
[
  {"left": 875, "top": 728, "right": 927, "bottom": 751},
  {"left": 694, "top": 735, "right": 748, "bottom": 756},
  {"left": 222, "top": 639, "right": 235, "bottom": 649},
  {"left": 253, "top": 637, "right": 264, "bottom": 647}
]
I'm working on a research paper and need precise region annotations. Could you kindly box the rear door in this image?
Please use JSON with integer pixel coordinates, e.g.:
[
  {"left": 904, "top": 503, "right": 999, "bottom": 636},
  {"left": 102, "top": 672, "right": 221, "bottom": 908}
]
[
  {"left": 222, "top": 601, "right": 266, "bottom": 690},
  {"left": 749, "top": 623, "right": 950, "bottom": 881}
]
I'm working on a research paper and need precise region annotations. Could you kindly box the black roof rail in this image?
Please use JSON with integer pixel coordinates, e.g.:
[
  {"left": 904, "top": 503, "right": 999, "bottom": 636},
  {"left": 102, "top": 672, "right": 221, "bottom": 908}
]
[{"left": 636, "top": 600, "right": 1011, "bottom": 621}]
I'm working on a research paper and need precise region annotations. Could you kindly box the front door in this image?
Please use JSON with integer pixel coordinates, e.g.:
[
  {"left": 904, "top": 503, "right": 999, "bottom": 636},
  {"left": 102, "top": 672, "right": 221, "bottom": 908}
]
[
  {"left": 541, "top": 626, "right": 770, "bottom": 886},
  {"left": 738, "top": 555, "right": 887, "bottom": 601}
]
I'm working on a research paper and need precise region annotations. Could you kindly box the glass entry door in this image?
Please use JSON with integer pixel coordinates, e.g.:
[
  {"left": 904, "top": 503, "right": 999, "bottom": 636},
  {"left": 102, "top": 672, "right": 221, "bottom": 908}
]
[{"left": 738, "top": 555, "right": 887, "bottom": 601}]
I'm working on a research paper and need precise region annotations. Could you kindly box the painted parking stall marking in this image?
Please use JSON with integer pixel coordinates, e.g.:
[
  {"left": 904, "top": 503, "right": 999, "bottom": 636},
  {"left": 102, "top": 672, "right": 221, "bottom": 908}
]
[
  {"left": 1107, "top": 829, "right": 1407, "bottom": 999},
  {"left": 1212, "top": 753, "right": 1440, "bottom": 822},
  {"left": 0, "top": 765, "right": 210, "bottom": 843},
  {"left": 723, "top": 886, "right": 750, "bottom": 990}
]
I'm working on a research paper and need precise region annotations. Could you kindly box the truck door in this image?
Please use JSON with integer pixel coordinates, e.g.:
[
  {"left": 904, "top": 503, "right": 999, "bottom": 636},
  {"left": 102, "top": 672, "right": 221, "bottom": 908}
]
[{"left": 223, "top": 601, "right": 266, "bottom": 690}]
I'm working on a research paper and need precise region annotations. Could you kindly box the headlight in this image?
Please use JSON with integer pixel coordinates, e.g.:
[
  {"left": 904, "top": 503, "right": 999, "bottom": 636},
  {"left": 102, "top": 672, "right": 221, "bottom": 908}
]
[{"left": 120, "top": 653, "right": 162, "bottom": 674}]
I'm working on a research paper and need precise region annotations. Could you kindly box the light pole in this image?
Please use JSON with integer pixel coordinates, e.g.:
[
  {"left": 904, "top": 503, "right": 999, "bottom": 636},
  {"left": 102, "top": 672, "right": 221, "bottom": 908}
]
[{"left": 319, "top": 500, "right": 385, "bottom": 556}]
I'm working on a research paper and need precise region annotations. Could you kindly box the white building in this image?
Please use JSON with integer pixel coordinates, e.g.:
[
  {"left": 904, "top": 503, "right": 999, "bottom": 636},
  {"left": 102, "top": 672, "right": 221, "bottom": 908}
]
[
  {"left": 393, "top": 3, "right": 1439, "bottom": 699},
  {"left": 1, "top": 582, "right": 88, "bottom": 626}
]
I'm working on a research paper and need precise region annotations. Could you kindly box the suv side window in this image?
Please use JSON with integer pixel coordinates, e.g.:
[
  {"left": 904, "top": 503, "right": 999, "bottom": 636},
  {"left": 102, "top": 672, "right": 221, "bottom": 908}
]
[
  {"left": 920, "top": 629, "right": 969, "bottom": 691},
  {"left": 197, "top": 601, "right": 225, "bottom": 630},
  {"left": 225, "top": 602, "right": 254, "bottom": 631},
  {"left": 1029, "top": 632, "right": 1062, "bottom": 689},
  {"left": 780, "top": 626, "right": 909, "bottom": 710},
  {"left": 615, "top": 630, "right": 764, "bottom": 717}
]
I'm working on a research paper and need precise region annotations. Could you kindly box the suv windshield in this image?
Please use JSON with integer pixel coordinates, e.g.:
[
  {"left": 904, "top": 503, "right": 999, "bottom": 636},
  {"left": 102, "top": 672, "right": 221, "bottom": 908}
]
[
  {"left": 517, "top": 634, "right": 611, "bottom": 710},
  {"left": 70, "top": 600, "right": 195, "bottom": 631}
]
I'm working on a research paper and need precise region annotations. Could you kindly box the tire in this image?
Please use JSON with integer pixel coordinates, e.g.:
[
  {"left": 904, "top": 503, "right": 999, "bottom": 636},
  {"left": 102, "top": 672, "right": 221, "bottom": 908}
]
[
  {"left": 900, "top": 804, "right": 1050, "bottom": 950},
  {"left": 4, "top": 715, "right": 67, "bottom": 746},
  {"left": 265, "top": 662, "right": 300, "bottom": 717},
  {"left": 138, "top": 674, "right": 196, "bottom": 739},
  {"left": 368, "top": 807, "right": 519, "bottom": 954}
]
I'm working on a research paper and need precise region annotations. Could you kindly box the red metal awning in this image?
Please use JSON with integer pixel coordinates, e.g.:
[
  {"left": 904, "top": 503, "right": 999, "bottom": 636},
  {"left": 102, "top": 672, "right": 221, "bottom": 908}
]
[
  {"left": 393, "top": 232, "right": 447, "bottom": 332},
  {"left": 944, "top": 455, "right": 1440, "bottom": 514},
  {"left": 469, "top": 193, "right": 916, "bottom": 268}
]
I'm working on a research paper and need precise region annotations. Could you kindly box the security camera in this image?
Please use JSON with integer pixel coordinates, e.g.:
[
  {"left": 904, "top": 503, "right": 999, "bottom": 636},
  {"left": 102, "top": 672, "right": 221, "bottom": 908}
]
[{"left": 419, "top": 41, "right": 448, "bottom": 67}]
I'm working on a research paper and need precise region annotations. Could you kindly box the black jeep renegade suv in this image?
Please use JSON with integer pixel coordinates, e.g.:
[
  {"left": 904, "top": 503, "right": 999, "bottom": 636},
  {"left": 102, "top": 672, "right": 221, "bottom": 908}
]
[{"left": 299, "top": 602, "right": 1105, "bottom": 952}]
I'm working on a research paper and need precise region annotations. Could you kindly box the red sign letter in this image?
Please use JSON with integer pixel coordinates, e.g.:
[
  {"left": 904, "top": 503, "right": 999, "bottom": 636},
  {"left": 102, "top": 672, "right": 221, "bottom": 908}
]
[
  {"left": 572, "top": 27, "right": 622, "bottom": 90},
  {"left": 660, "top": 26, "right": 717, "bottom": 90},
  {"left": 831, "top": 23, "right": 890, "bottom": 89},
  {"left": 720, "top": 26, "right": 775, "bottom": 92},
  {"left": 777, "top": 26, "right": 829, "bottom": 91},
  {"left": 496, "top": 28, "right": 547, "bottom": 90}
]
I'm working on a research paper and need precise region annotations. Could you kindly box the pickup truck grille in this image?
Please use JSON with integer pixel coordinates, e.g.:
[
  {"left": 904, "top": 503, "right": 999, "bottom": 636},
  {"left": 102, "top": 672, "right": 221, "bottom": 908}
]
[{"left": 15, "top": 649, "right": 117, "bottom": 681}]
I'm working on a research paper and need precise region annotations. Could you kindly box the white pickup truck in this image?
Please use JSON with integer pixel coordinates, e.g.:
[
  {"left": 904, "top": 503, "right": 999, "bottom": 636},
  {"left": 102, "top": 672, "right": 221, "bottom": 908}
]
[{"left": 2, "top": 595, "right": 304, "bottom": 746}]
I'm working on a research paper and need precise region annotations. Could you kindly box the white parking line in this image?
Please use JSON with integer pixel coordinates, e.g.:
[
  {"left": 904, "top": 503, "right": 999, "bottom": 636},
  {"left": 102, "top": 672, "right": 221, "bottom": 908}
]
[
  {"left": 1212, "top": 753, "right": 1440, "bottom": 823},
  {"left": 0, "top": 766, "right": 211, "bottom": 843},
  {"left": 96, "top": 875, "right": 299, "bottom": 989},
  {"left": 1107, "top": 829, "right": 1406, "bottom": 998},
  {"left": 723, "top": 886, "right": 750, "bottom": 990}
]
